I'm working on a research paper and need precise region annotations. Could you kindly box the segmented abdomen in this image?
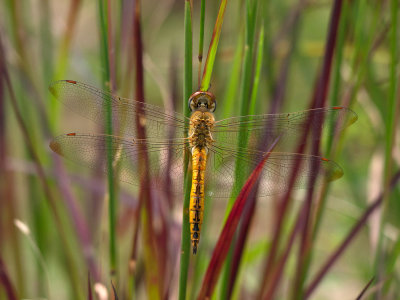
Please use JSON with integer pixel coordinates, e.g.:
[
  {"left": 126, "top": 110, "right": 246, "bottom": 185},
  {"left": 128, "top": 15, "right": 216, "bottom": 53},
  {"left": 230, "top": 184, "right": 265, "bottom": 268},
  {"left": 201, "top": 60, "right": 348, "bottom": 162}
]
[{"left": 189, "top": 147, "right": 207, "bottom": 254}]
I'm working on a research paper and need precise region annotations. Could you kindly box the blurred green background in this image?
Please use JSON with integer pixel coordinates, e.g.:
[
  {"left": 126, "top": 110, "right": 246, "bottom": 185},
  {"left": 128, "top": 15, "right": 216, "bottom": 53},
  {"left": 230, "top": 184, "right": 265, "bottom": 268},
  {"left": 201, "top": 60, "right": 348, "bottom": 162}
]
[{"left": 0, "top": 0, "right": 399, "bottom": 299}]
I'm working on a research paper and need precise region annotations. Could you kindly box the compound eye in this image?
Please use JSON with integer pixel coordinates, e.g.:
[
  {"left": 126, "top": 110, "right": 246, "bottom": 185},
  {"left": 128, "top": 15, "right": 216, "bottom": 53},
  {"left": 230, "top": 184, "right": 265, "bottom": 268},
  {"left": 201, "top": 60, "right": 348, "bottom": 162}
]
[
  {"left": 188, "top": 98, "right": 196, "bottom": 112},
  {"left": 209, "top": 101, "right": 216, "bottom": 112}
]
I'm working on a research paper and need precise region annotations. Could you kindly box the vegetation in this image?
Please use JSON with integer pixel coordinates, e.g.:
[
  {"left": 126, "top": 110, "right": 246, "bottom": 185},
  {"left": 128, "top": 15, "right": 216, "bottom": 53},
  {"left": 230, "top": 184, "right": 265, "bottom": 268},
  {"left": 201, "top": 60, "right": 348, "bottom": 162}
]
[{"left": 0, "top": 0, "right": 399, "bottom": 299}]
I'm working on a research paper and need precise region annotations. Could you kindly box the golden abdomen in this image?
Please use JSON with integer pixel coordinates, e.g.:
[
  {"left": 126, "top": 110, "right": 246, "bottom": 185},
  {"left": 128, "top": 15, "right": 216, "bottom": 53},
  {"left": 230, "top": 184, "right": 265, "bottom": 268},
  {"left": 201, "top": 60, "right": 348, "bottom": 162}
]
[{"left": 189, "top": 147, "right": 207, "bottom": 254}]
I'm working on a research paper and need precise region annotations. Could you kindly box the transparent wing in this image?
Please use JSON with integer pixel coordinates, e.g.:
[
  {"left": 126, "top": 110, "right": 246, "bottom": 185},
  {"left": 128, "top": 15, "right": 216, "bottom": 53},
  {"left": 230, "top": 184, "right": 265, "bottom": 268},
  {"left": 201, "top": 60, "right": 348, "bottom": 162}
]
[
  {"left": 50, "top": 133, "right": 343, "bottom": 199},
  {"left": 212, "top": 107, "right": 358, "bottom": 151},
  {"left": 205, "top": 144, "right": 343, "bottom": 197},
  {"left": 49, "top": 80, "right": 189, "bottom": 138},
  {"left": 50, "top": 133, "right": 187, "bottom": 196}
]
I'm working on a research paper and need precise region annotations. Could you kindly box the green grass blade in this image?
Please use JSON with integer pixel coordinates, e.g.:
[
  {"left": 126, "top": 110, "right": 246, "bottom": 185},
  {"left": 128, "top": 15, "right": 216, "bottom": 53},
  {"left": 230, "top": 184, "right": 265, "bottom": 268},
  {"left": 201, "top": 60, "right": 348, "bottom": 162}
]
[
  {"left": 248, "top": 24, "right": 264, "bottom": 116},
  {"left": 200, "top": 0, "right": 228, "bottom": 91},
  {"left": 225, "top": 0, "right": 257, "bottom": 221},
  {"left": 221, "top": 31, "right": 244, "bottom": 119},
  {"left": 97, "top": 0, "right": 117, "bottom": 276},
  {"left": 197, "top": 0, "right": 206, "bottom": 87},
  {"left": 220, "top": 1, "right": 258, "bottom": 298},
  {"left": 179, "top": 1, "right": 193, "bottom": 299},
  {"left": 382, "top": 0, "right": 399, "bottom": 292}
]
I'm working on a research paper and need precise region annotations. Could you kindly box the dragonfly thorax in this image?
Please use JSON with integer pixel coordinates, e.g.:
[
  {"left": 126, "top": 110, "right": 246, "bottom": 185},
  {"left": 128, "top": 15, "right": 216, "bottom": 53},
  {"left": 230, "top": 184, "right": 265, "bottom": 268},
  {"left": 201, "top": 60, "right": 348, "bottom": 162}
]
[{"left": 188, "top": 110, "right": 215, "bottom": 150}]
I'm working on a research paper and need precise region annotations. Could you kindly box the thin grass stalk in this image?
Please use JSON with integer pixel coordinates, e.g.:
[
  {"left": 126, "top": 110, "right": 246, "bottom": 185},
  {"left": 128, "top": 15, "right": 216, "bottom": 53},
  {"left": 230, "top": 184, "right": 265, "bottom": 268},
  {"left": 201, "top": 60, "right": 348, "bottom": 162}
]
[
  {"left": 221, "top": 1, "right": 257, "bottom": 298},
  {"left": 97, "top": 0, "right": 118, "bottom": 276},
  {"left": 52, "top": 154, "right": 101, "bottom": 281},
  {"left": 0, "top": 60, "right": 20, "bottom": 298},
  {"left": 257, "top": 128, "right": 303, "bottom": 298},
  {"left": 314, "top": 1, "right": 379, "bottom": 241},
  {"left": 0, "top": 37, "right": 83, "bottom": 299},
  {"left": 269, "top": 3, "right": 303, "bottom": 115},
  {"left": 0, "top": 256, "right": 18, "bottom": 300},
  {"left": 0, "top": 56, "right": 24, "bottom": 294},
  {"left": 256, "top": 9, "right": 303, "bottom": 298},
  {"left": 346, "top": 0, "right": 380, "bottom": 96},
  {"left": 107, "top": 0, "right": 117, "bottom": 91},
  {"left": 225, "top": 0, "right": 257, "bottom": 216},
  {"left": 111, "top": 281, "right": 119, "bottom": 300},
  {"left": 39, "top": 0, "right": 53, "bottom": 85},
  {"left": 262, "top": 201, "right": 308, "bottom": 299},
  {"left": 127, "top": 200, "right": 140, "bottom": 299},
  {"left": 384, "top": 228, "right": 400, "bottom": 291},
  {"left": 14, "top": 37, "right": 53, "bottom": 295},
  {"left": 290, "top": 1, "right": 344, "bottom": 297},
  {"left": 262, "top": 2, "right": 274, "bottom": 98},
  {"left": 221, "top": 31, "right": 244, "bottom": 119},
  {"left": 225, "top": 25, "right": 264, "bottom": 298},
  {"left": 312, "top": 0, "right": 351, "bottom": 250},
  {"left": 126, "top": 3, "right": 140, "bottom": 298},
  {"left": 356, "top": 277, "right": 375, "bottom": 300},
  {"left": 382, "top": 0, "right": 400, "bottom": 291},
  {"left": 311, "top": 1, "right": 350, "bottom": 242},
  {"left": 325, "top": 0, "right": 349, "bottom": 154},
  {"left": 161, "top": 53, "right": 180, "bottom": 299},
  {"left": 87, "top": 273, "right": 93, "bottom": 300},
  {"left": 197, "top": 139, "right": 280, "bottom": 300},
  {"left": 304, "top": 170, "right": 400, "bottom": 298},
  {"left": 311, "top": 0, "right": 343, "bottom": 109},
  {"left": 179, "top": 3, "right": 193, "bottom": 299},
  {"left": 133, "top": 1, "right": 161, "bottom": 298},
  {"left": 200, "top": 0, "right": 228, "bottom": 91},
  {"left": 6, "top": 0, "right": 50, "bottom": 141},
  {"left": 257, "top": 63, "right": 333, "bottom": 300},
  {"left": 248, "top": 24, "right": 264, "bottom": 115},
  {"left": 51, "top": 0, "right": 81, "bottom": 130},
  {"left": 197, "top": 0, "right": 206, "bottom": 87},
  {"left": 53, "top": 0, "right": 81, "bottom": 78}
]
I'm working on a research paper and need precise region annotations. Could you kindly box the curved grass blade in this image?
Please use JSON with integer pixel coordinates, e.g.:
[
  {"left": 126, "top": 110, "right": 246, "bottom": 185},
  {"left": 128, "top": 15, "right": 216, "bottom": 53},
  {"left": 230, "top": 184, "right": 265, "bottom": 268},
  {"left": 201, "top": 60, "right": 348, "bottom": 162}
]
[
  {"left": 179, "top": 1, "right": 193, "bottom": 299},
  {"left": 200, "top": 0, "right": 228, "bottom": 91},
  {"left": 197, "top": 139, "right": 279, "bottom": 300},
  {"left": 97, "top": 0, "right": 118, "bottom": 277},
  {"left": 220, "top": 1, "right": 258, "bottom": 297},
  {"left": 133, "top": 1, "right": 161, "bottom": 298},
  {"left": 224, "top": 25, "right": 264, "bottom": 298},
  {"left": 304, "top": 170, "right": 400, "bottom": 298},
  {"left": 197, "top": 0, "right": 206, "bottom": 87},
  {"left": 0, "top": 257, "right": 18, "bottom": 300}
]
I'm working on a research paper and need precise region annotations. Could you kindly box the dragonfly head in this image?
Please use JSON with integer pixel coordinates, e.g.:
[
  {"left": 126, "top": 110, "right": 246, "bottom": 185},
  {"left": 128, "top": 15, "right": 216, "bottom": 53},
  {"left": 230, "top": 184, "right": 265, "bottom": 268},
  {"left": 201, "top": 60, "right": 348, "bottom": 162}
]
[{"left": 188, "top": 91, "right": 216, "bottom": 113}]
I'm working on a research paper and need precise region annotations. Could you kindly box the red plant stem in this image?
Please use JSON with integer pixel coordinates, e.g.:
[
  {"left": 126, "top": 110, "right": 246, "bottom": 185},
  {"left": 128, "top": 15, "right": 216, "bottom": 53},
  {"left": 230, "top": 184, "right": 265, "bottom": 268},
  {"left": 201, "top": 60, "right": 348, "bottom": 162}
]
[
  {"left": 257, "top": 141, "right": 307, "bottom": 298},
  {"left": 304, "top": 170, "right": 400, "bottom": 298},
  {"left": 312, "top": 0, "right": 343, "bottom": 109},
  {"left": 0, "top": 257, "right": 18, "bottom": 300},
  {"left": 355, "top": 277, "right": 375, "bottom": 300},
  {"left": 262, "top": 202, "right": 308, "bottom": 299},
  {"left": 53, "top": 154, "right": 101, "bottom": 281},
  {"left": 227, "top": 188, "right": 258, "bottom": 298},
  {"left": 0, "top": 33, "right": 81, "bottom": 293},
  {"left": 292, "top": 1, "right": 343, "bottom": 296},
  {"left": 197, "top": 138, "right": 280, "bottom": 299},
  {"left": 132, "top": 0, "right": 161, "bottom": 296},
  {"left": 87, "top": 273, "right": 93, "bottom": 300},
  {"left": 107, "top": 0, "right": 116, "bottom": 91}
]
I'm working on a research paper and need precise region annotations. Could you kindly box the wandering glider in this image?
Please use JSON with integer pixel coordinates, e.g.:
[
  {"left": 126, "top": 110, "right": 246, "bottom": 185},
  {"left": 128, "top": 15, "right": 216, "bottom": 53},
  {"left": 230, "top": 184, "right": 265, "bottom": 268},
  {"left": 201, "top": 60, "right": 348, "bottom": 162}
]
[{"left": 49, "top": 80, "right": 357, "bottom": 254}]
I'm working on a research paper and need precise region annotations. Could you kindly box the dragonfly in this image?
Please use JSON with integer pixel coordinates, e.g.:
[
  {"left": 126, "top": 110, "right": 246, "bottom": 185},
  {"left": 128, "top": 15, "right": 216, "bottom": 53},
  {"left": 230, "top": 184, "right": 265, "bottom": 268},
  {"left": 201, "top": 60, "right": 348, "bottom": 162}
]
[{"left": 49, "top": 80, "right": 357, "bottom": 254}]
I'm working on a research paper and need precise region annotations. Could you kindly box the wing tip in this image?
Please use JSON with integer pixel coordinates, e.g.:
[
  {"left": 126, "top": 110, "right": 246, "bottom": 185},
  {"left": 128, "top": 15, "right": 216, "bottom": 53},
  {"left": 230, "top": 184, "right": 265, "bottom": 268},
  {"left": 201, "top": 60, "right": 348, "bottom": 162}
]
[
  {"left": 49, "top": 80, "right": 77, "bottom": 97},
  {"left": 321, "top": 158, "right": 344, "bottom": 181},
  {"left": 49, "top": 140, "right": 62, "bottom": 154}
]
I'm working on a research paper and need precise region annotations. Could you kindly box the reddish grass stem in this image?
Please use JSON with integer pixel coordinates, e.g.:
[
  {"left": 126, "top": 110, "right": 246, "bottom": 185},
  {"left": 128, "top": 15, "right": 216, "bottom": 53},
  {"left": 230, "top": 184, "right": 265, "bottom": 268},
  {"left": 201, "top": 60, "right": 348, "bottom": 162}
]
[
  {"left": 304, "top": 170, "right": 400, "bottom": 298},
  {"left": 197, "top": 138, "right": 280, "bottom": 299},
  {"left": 132, "top": 1, "right": 161, "bottom": 297}
]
